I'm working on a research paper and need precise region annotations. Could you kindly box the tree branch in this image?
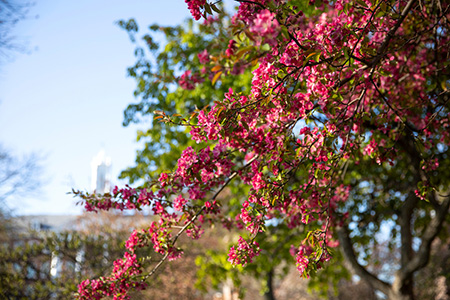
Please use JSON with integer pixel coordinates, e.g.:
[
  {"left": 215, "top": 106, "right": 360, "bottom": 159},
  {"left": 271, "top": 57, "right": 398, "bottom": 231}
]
[
  {"left": 141, "top": 154, "right": 260, "bottom": 281},
  {"left": 370, "top": 0, "right": 417, "bottom": 67},
  {"left": 399, "top": 193, "right": 417, "bottom": 267},
  {"left": 234, "top": 0, "right": 266, "bottom": 9},
  {"left": 397, "top": 194, "right": 450, "bottom": 283},
  {"left": 337, "top": 224, "right": 391, "bottom": 295}
]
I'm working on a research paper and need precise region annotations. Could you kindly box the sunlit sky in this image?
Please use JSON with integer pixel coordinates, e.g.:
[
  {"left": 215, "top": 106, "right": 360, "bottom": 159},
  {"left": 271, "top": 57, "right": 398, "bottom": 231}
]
[{"left": 0, "top": 1, "right": 196, "bottom": 215}]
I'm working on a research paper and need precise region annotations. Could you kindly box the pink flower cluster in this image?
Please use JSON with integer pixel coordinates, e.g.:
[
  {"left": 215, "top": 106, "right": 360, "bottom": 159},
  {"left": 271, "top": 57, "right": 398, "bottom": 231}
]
[
  {"left": 178, "top": 70, "right": 204, "bottom": 90},
  {"left": 422, "top": 158, "right": 439, "bottom": 172},
  {"left": 250, "top": 9, "right": 280, "bottom": 46},
  {"left": 125, "top": 229, "right": 146, "bottom": 252},
  {"left": 293, "top": 245, "right": 311, "bottom": 276},
  {"left": 363, "top": 139, "right": 378, "bottom": 156},
  {"left": 228, "top": 236, "right": 261, "bottom": 266},
  {"left": 184, "top": 0, "right": 206, "bottom": 21},
  {"left": 81, "top": 186, "right": 154, "bottom": 213},
  {"left": 173, "top": 194, "right": 187, "bottom": 211},
  {"left": 197, "top": 49, "right": 209, "bottom": 64},
  {"left": 77, "top": 252, "right": 146, "bottom": 300},
  {"left": 190, "top": 107, "right": 222, "bottom": 142},
  {"left": 225, "top": 40, "right": 237, "bottom": 57}
]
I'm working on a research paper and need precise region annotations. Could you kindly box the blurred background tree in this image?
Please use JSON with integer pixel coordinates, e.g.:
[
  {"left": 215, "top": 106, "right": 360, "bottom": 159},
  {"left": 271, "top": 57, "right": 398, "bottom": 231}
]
[{"left": 0, "top": 0, "right": 34, "bottom": 63}]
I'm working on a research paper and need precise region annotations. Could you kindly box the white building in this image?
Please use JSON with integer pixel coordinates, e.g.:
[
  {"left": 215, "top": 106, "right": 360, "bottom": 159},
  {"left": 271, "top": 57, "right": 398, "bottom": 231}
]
[{"left": 91, "top": 150, "right": 112, "bottom": 194}]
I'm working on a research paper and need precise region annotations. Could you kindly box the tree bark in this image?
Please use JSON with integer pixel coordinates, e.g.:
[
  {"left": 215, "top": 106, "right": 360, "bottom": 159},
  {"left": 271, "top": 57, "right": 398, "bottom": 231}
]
[
  {"left": 264, "top": 269, "right": 276, "bottom": 300},
  {"left": 338, "top": 192, "right": 450, "bottom": 300},
  {"left": 337, "top": 225, "right": 391, "bottom": 296}
]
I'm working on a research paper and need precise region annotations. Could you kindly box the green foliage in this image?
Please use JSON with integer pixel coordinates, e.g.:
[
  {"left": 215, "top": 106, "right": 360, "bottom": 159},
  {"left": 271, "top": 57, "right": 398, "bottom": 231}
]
[
  {"left": 0, "top": 232, "right": 78, "bottom": 299},
  {"left": 0, "top": 221, "right": 131, "bottom": 299},
  {"left": 307, "top": 250, "right": 350, "bottom": 298},
  {"left": 195, "top": 249, "right": 243, "bottom": 292},
  {"left": 117, "top": 11, "right": 253, "bottom": 185}
]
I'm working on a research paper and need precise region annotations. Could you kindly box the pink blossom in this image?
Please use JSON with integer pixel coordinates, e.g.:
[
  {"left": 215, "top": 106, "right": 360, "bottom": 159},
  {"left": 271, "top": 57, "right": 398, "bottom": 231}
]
[
  {"left": 364, "top": 139, "right": 378, "bottom": 156},
  {"left": 225, "top": 40, "right": 237, "bottom": 57},
  {"left": 185, "top": 0, "right": 206, "bottom": 21},
  {"left": 197, "top": 49, "right": 209, "bottom": 63},
  {"left": 228, "top": 237, "right": 260, "bottom": 266},
  {"left": 173, "top": 195, "right": 187, "bottom": 211},
  {"left": 178, "top": 70, "right": 204, "bottom": 90},
  {"left": 250, "top": 9, "right": 280, "bottom": 46}
]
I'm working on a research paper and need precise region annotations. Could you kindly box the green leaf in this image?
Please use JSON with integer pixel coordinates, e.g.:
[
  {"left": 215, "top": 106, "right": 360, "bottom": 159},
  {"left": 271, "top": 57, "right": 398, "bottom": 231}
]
[
  {"left": 204, "top": 3, "right": 213, "bottom": 15},
  {"left": 211, "top": 3, "right": 222, "bottom": 14}
]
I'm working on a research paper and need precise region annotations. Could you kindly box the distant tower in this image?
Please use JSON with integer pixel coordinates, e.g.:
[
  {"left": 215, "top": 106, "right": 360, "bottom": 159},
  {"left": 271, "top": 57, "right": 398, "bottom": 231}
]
[{"left": 91, "top": 150, "right": 112, "bottom": 194}]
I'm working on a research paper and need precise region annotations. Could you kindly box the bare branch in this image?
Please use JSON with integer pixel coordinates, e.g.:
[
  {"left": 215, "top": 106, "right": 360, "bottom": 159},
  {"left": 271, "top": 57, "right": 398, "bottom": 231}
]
[
  {"left": 0, "top": 145, "right": 43, "bottom": 206},
  {"left": 337, "top": 224, "right": 391, "bottom": 295},
  {"left": 398, "top": 195, "right": 450, "bottom": 282},
  {"left": 234, "top": 0, "right": 266, "bottom": 9},
  {"left": 370, "top": 0, "right": 417, "bottom": 66}
]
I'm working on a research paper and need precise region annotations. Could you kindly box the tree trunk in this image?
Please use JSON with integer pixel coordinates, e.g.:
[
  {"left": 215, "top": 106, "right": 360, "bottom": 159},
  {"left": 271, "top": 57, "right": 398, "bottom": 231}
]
[
  {"left": 263, "top": 269, "right": 276, "bottom": 300},
  {"left": 388, "top": 285, "right": 414, "bottom": 300}
]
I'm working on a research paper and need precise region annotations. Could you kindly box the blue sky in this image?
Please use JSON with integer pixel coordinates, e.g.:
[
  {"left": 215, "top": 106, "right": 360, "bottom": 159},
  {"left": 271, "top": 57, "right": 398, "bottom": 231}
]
[{"left": 0, "top": 1, "right": 195, "bottom": 215}]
